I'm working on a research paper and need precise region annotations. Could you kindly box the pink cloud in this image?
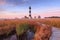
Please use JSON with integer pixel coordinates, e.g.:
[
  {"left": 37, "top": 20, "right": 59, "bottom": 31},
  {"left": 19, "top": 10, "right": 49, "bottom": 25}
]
[
  {"left": 39, "top": 11, "right": 60, "bottom": 18},
  {"left": 0, "top": 11, "right": 28, "bottom": 19},
  {"left": 0, "top": 0, "right": 29, "bottom": 6},
  {"left": 31, "top": 9, "right": 60, "bottom": 18},
  {"left": 0, "top": 0, "right": 6, "bottom": 5},
  {"left": 0, "top": 9, "right": 60, "bottom": 19}
]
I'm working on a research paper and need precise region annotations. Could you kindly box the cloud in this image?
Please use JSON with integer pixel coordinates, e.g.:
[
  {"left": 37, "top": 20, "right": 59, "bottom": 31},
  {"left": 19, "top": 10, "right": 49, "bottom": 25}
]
[
  {"left": 0, "top": 8, "right": 6, "bottom": 12},
  {"left": 0, "top": 0, "right": 6, "bottom": 5},
  {"left": 0, "top": 11, "right": 28, "bottom": 18},
  {"left": 23, "top": 0, "right": 27, "bottom": 1},
  {"left": 0, "top": 0, "right": 29, "bottom": 5}
]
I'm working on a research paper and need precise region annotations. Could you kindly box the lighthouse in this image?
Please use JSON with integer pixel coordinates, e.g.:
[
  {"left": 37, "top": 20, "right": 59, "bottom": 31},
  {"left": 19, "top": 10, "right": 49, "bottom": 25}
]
[{"left": 29, "top": 6, "right": 32, "bottom": 19}]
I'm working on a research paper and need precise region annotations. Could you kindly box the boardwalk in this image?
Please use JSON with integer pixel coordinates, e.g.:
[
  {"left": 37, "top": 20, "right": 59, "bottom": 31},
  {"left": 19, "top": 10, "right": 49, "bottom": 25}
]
[{"left": 50, "top": 27, "right": 60, "bottom": 40}]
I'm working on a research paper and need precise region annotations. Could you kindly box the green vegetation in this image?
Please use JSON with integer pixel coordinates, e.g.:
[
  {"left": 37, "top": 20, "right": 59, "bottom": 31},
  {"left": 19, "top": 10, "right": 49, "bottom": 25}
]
[{"left": 16, "top": 23, "right": 30, "bottom": 35}]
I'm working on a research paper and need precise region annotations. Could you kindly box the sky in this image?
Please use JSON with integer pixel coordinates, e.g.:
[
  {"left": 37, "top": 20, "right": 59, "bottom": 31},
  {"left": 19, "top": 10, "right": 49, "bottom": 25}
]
[{"left": 0, "top": 0, "right": 60, "bottom": 18}]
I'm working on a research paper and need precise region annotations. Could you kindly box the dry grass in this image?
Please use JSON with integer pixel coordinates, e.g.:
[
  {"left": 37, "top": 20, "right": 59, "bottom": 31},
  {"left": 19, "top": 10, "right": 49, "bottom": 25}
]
[
  {"left": 0, "top": 19, "right": 40, "bottom": 35},
  {"left": 0, "top": 18, "right": 59, "bottom": 35},
  {"left": 41, "top": 18, "right": 60, "bottom": 28}
]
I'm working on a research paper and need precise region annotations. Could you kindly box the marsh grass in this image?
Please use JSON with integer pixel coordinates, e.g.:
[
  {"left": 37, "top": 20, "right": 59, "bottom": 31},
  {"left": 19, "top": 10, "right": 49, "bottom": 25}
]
[{"left": 16, "top": 23, "right": 30, "bottom": 36}]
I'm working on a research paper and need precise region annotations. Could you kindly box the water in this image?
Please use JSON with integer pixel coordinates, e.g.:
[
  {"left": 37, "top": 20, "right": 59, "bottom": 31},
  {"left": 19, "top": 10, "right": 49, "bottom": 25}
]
[
  {"left": 3, "top": 34, "right": 17, "bottom": 40},
  {"left": 26, "top": 30, "right": 34, "bottom": 40},
  {"left": 1, "top": 27, "right": 60, "bottom": 40},
  {"left": 50, "top": 27, "right": 60, "bottom": 40},
  {"left": 2, "top": 30, "right": 34, "bottom": 40}
]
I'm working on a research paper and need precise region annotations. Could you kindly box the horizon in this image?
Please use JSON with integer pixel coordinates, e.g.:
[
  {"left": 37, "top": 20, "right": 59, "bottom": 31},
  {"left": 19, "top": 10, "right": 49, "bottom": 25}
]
[{"left": 0, "top": 0, "right": 60, "bottom": 19}]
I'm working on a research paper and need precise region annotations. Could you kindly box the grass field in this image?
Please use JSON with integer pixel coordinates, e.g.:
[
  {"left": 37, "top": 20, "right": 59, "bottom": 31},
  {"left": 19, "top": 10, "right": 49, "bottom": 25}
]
[
  {"left": 0, "top": 18, "right": 60, "bottom": 35},
  {"left": 41, "top": 18, "right": 60, "bottom": 28},
  {"left": 0, "top": 18, "right": 59, "bottom": 40}
]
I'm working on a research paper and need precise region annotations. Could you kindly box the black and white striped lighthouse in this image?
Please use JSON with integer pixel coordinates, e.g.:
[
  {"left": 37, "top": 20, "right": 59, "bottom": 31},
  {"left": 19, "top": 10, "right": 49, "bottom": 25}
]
[{"left": 29, "top": 6, "right": 32, "bottom": 19}]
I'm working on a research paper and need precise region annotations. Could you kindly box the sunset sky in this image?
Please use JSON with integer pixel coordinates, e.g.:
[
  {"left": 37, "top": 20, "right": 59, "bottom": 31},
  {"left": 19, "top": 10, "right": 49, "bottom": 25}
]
[{"left": 0, "top": 0, "right": 60, "bottom": 18}]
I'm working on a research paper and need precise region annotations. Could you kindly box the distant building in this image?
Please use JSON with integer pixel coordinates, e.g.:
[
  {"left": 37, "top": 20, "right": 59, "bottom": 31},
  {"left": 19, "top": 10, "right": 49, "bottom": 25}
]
[
  {"left": 24, "top": 16, "right": 29, "bottom": 19},
  {"left": 34, "top": 16, "right": 36, "bottom": 19},
  {"left": 38, "top": 15, "right": 41, "bottom": 19}
]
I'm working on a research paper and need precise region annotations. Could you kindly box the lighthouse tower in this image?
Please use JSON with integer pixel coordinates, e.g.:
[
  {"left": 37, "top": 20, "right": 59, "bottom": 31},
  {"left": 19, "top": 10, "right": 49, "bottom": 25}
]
[{"left": 29, "top": 6, "right": 32, "bottom": 19}]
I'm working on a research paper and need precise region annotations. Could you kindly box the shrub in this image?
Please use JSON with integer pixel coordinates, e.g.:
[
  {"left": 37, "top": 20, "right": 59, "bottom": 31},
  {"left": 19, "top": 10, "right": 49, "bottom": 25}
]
[{"left": 16, "top": 23, "right": 30, "bottom": 36}]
